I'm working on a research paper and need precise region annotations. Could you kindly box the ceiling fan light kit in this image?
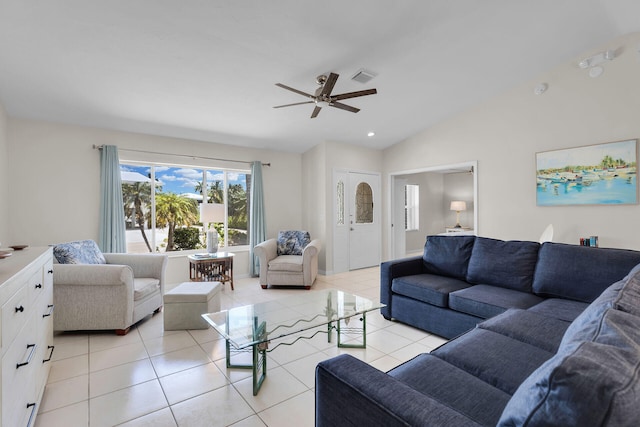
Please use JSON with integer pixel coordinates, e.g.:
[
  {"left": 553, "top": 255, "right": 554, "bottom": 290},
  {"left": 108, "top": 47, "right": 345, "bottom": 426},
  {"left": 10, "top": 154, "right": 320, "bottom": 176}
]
[{"left": 274, "top": 72, "right": 377, "bottom": 118}]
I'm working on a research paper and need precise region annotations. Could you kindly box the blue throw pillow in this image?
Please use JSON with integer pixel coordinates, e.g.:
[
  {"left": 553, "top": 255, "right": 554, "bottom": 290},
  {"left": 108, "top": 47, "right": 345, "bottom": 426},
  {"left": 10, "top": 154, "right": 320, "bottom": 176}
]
[
  {"left": 277, "top": 231, "right": 311, "bottom": 256},
  {"left": 422, "top": 235, "right": 476, "bottom": 280},
  {"left": 53, "top": 240, "right": 106, "bottom": 264},
  {"left": 466, "top": 237, "right": 539, "bottom": 292},
  {"left": 614, "top": 262, "right": 640, "bottom": 316},
  {"left": 498, "top": 309, "right": 640, "bottom": 427}
]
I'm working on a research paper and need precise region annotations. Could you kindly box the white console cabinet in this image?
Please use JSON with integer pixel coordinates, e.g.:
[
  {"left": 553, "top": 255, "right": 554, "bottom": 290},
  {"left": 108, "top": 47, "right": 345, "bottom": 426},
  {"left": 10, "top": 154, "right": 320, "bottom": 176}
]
[{"left": 0, "top": 247, "right": 54, "bottom": 427}]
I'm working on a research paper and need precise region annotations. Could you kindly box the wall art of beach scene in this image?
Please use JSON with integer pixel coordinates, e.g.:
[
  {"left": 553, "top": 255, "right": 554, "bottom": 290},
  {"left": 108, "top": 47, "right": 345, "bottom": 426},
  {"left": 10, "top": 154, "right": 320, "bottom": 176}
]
[{"left": 536, "top": 139, "right": 637, "bottom": 206}]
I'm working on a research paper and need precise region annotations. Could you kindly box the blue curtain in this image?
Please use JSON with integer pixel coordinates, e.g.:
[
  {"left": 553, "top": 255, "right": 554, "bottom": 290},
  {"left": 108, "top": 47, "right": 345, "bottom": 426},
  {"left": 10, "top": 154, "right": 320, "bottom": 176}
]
[
  {"left": 249, "top": 161, "right": 266, "bottom": 276},
  {"left": 98, "top": 145, "right": 126, "bottom": 253}
]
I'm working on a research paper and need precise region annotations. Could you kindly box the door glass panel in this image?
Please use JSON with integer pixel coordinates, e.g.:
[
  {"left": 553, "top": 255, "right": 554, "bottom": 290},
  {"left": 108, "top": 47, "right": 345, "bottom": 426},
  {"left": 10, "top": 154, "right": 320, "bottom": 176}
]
[
  {"left": 355, "top": 182, "right": 373, "bottom": 223},
  {"left": 337, "top": 180, "right": 345, "bottom": 225}
]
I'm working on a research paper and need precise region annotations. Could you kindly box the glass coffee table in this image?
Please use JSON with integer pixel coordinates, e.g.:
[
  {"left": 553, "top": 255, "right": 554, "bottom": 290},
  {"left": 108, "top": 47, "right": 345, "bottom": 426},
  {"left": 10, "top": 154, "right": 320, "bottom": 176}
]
[{"left": 202, "top": 289, "right": 384, "bottom": 395}]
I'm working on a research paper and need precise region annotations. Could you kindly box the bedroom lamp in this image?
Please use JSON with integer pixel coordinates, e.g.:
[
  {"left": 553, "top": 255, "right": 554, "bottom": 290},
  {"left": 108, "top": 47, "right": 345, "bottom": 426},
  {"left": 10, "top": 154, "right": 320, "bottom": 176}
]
[
  {"left": 199, "top": 203, "right": 225, "bottom": 253},
  {"left": 450, "top": 201, "right": 466, "bottom": 228}
]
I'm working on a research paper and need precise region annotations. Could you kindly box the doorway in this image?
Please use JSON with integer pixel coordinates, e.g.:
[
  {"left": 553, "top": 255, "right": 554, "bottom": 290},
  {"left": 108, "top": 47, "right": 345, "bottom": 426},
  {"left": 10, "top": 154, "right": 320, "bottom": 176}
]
[
  {"left": 333, "top": 170, "right": 381, "bottom": 273},
  {"left": 389, "top": 161, "right": 477, "bottom": 259}
]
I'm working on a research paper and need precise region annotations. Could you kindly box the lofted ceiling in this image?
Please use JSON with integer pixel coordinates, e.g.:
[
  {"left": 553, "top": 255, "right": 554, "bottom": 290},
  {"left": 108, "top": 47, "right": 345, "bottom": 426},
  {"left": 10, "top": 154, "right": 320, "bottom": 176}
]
[{"left": 0, "top": 1, "right": 639, "bottom": 153}]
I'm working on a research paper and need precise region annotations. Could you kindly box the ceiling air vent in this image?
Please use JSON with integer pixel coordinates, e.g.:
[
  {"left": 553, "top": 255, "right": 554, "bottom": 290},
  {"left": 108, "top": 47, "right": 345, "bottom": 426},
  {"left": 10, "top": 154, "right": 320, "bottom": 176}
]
[{"left": 351, "top": 68, "right": 376, "bottom": 84}]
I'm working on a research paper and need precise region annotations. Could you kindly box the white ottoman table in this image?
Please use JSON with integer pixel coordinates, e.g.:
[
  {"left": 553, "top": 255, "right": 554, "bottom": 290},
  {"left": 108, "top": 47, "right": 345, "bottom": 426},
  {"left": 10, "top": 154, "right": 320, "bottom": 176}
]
[{"left": 164, "top": 281, "right": 221, "bottom": 330}]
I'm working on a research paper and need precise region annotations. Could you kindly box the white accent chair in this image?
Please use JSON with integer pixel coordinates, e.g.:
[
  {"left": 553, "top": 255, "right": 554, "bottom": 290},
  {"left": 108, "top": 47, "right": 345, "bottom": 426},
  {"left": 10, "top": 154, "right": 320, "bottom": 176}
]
[
  {"left": 254, "top": 231, "right": 321, "bottom": 289},
  {"left": 52, "top": 240, "right": 167, "bottom": 335}
]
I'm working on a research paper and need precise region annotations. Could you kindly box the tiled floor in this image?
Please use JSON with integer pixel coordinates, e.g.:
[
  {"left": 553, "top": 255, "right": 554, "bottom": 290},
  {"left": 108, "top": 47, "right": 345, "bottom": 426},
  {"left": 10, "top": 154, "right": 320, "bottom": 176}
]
[{"left": 36, "top": 267, "right": 447, "bottom": 427}]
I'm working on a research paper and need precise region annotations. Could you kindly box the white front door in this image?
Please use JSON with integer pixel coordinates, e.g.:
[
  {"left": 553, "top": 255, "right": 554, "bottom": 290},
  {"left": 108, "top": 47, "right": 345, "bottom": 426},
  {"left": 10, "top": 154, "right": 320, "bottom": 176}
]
[
  {"left": 333, "top": 170, "right": 381, "bottom": 273},
  {"left": 348, "top": 172, "right": 381, "bottom": 270}
]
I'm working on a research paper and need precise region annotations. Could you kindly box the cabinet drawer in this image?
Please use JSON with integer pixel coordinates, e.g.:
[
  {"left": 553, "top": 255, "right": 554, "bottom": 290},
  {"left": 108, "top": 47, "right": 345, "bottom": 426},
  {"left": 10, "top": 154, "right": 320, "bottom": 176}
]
[
  {"left": 1, "top": 286, "right": 29, "bottom": 351},
  {"left": 2, "top": 315, "right": 37, "bottom": 427}
]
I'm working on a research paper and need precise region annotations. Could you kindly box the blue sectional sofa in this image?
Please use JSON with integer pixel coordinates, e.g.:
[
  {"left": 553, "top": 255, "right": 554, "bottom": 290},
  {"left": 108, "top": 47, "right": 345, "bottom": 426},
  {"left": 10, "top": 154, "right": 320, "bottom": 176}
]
[{"left": 315, "top": 236, "right": 640, "bottom": 426}]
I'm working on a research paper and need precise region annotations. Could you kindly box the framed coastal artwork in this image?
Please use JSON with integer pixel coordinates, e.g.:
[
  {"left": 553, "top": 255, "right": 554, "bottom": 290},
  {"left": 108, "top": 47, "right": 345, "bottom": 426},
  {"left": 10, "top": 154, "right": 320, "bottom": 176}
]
[{"left": 536, "top": 139, "right": 638, "bottom": 206}]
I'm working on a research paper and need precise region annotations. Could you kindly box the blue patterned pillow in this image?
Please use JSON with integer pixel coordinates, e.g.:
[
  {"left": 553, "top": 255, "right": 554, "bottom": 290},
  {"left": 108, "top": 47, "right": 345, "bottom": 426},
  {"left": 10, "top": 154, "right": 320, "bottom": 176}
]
[
  {"left": 277, "top": 231, "right": 311, "bottom": 256},
  {"left": 53, "top": 240, "right": 106, "bottom": 264}
]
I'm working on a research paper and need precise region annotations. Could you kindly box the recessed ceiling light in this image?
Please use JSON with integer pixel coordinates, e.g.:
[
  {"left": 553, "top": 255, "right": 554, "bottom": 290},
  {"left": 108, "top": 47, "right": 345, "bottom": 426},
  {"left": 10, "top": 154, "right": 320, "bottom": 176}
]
[{"left": 367, "top": 131, "right": 376, "bottom": 137}]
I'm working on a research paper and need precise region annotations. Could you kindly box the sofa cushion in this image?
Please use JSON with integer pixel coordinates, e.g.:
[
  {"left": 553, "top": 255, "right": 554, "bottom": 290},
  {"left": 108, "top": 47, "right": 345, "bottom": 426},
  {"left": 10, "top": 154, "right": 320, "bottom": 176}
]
[
  {"left": 388, "top": 353, "right": 511, "bottom": 427},
  {"left": 277, "top": 230, "right": 310, "bottom": 255},
  {"left": 526, "top": 298, "right": 589, "bottom": 322},
  {"left": 422, "top": 235, "right": 476, "bottom": 280},
  {"left": 478, "top": 309, "right": 571, "bottom": 353},
  {"left": 532, "top": 242, "right": 640, "bottom": 303},
  {"left": 133, "top": 278, "right": 160, "bottom": 301},
  {"left": 432, "top": 328, "right": 554, "bottom": 395},
  {"left": 614, "top": 262, "right": 640, "bottom": 316},
  {"left": 466, "top": 237, "right": 539, "bottom": 292},
  {"left": 268, "top": 255, "right": 303, "bottom": 272},
  {"left": 449, "top": 285, "right": 544, "bottom": 319},
  {"left": 559, "top": 279, "right": 624, "bottom": 350},
  {"left": 53, "top": 239, "right": 106, "bottom": 265},
  {"left": 391, "top": 274, "right": 470, "bottom": 307},
  {"left": 498, "top": 309, "right": 640, "bottom": 427}
]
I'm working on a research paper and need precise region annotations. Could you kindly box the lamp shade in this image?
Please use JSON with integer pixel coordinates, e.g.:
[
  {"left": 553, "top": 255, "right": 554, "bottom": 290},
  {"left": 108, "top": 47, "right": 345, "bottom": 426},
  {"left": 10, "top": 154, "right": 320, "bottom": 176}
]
[
  {"left": 199, "top": 203, "right": 225, "bottom": 223},
  {"left": 450, "top": 201, "right": 466, "bottom": 211}
]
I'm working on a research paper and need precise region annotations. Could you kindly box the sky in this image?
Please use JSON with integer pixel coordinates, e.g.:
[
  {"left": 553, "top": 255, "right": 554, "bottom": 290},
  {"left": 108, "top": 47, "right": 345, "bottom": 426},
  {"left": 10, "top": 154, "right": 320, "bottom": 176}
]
[{"left": 120, "top": 164, "right": 247, "bottom": 197}]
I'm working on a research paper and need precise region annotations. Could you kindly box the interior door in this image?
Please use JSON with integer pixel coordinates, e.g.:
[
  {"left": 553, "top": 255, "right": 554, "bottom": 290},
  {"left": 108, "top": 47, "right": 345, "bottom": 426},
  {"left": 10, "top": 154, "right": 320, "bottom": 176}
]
[
  {"left": 348, "top": 172, "right": 381, "bottom": 270},
  {"left": 392, "top": 177, "right": 407, "bottom": 259}
]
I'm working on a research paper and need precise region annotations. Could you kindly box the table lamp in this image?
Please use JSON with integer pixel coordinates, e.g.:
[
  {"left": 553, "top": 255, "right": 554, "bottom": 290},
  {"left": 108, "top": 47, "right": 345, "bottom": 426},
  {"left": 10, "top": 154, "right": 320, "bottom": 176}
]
[
  {"left": 450, "top": 201, "right": 466, "bottom": 228},
  {"left": 199, "top": 203, "right": 225, "bottom": 253}
]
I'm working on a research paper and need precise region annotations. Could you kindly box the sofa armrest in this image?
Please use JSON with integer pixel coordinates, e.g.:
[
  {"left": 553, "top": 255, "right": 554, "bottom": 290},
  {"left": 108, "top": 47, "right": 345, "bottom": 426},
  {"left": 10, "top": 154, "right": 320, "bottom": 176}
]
[
  {"left": 316, "top": 354, "right": 482, "bottom": 427},
  {"left": 302, "top": 239, "right": 321, "bottom": 286},
  {"left": 254, "top": 239, "right": 277, "bottom": 286},
  {"left": 53, "top": 263, "right": 135, "bottom": 287},
  {"left": 380, "top": 256, "right": 424, "bottom": 319},
  {"left": 103, "top": 253, "right": 168, "bottom": 293}
]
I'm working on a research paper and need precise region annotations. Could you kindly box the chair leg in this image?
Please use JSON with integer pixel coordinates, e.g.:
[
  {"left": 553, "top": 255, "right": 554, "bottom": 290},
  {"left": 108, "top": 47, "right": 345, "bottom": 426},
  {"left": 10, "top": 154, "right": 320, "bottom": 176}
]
[{"left": 115, "top": 327, "right": 130, "bottom": 336}]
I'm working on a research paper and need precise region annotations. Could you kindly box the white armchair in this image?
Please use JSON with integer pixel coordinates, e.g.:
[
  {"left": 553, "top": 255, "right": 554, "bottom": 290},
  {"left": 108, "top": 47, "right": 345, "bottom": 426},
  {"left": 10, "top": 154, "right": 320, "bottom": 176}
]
[
  {"left": 254, "top": 231, "right": 321, "bottom": 289},
  {"left": 52, "top": 240, "right": 167, "bottom": 335}
]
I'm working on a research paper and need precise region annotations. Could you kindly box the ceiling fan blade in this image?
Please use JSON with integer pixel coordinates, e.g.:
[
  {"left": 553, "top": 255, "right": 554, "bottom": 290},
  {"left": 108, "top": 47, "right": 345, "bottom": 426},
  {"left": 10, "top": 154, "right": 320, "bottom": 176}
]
[
  {"left": 311, "top": 106, "right": 322, "bottom": 118},
  {"left": 332, "top": 88, "right": 377, "bottom": 101},
  {"left": 273, "top": 101, "right": 314, "bottom": 109},
  {"left": 330, "top": 102, "right": 360, "bottom": 113},
  {"left": 275, "top": 83, "right": 314, "bottom": 99},
  {"left": 320, "top": 73, "right": 339, "bottom": 96}
]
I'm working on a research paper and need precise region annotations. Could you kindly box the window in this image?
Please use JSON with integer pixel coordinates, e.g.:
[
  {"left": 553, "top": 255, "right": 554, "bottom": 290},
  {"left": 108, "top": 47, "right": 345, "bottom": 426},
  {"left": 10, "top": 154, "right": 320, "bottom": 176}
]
[
  {"left": 336, "top": 180, "right": 345, "bottom": 225},
  {"left": 405, "top": 184, "right": 419, "bottom": 231},
  {"left": 355, "top": 182, "right": 374, "bottom": 224},
  {"left": 120, "top": 163, "right": 250, "bottom": 253}
]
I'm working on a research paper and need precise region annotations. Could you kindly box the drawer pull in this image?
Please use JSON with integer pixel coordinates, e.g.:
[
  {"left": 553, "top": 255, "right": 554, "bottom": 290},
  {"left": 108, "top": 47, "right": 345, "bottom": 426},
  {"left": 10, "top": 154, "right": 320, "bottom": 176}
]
[
  {"left": 47, "top": 269, "right": 53, "bottom": 274},
  {"left": 15, "top": 305, "right": 25, "bottom": 313},
  {"left": 26, "top": 402, "right": 37, "bottom": 427},
  {"left": 43, "top": 304, "right": 55, "bottom": 318},
  {"left": 43, "top": 345, "right": 55, "bottom": 363},
  {"left": 35, "top": 283, "right": 42, "bottom": 289},
  {"left": 16, "top": 344, "right": 36, "bottom": 369}
]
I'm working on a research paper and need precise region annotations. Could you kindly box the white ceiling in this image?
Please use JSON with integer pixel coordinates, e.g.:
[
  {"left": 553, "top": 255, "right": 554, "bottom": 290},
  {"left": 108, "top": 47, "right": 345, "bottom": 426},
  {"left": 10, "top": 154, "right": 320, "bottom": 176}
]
[{"left": 0, "top": 1, "right": 639, "bottom": 153}]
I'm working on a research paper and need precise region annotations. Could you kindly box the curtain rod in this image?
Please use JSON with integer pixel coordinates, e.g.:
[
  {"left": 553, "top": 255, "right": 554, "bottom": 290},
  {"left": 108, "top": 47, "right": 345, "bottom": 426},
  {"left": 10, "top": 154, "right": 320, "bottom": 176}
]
[{"left": 93, "top": 145, "right": 270, "bottom": 167}]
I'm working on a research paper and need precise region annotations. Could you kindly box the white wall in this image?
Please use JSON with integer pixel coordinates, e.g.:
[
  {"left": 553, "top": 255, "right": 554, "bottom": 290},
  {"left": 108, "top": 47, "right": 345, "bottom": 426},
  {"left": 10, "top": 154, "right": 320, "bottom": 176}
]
[
  {"left": 382, "top": 32, "right": 640, "bottom": 257},
  {"left": 0, "top": 101, "right": 8, "bottom": 245},
  {"left": 443, "top": 172, "right": 474, "bottom": 229},
  {"left": 6, "top": 119, "right": 303, "bottom": 281}
]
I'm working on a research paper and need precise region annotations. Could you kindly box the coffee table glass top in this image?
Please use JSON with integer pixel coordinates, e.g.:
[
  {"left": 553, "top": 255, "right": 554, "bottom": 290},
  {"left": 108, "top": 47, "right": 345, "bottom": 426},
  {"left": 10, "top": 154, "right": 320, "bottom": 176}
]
[{"left": 202, "top": 289, "right": 384, "bottom": 349}]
